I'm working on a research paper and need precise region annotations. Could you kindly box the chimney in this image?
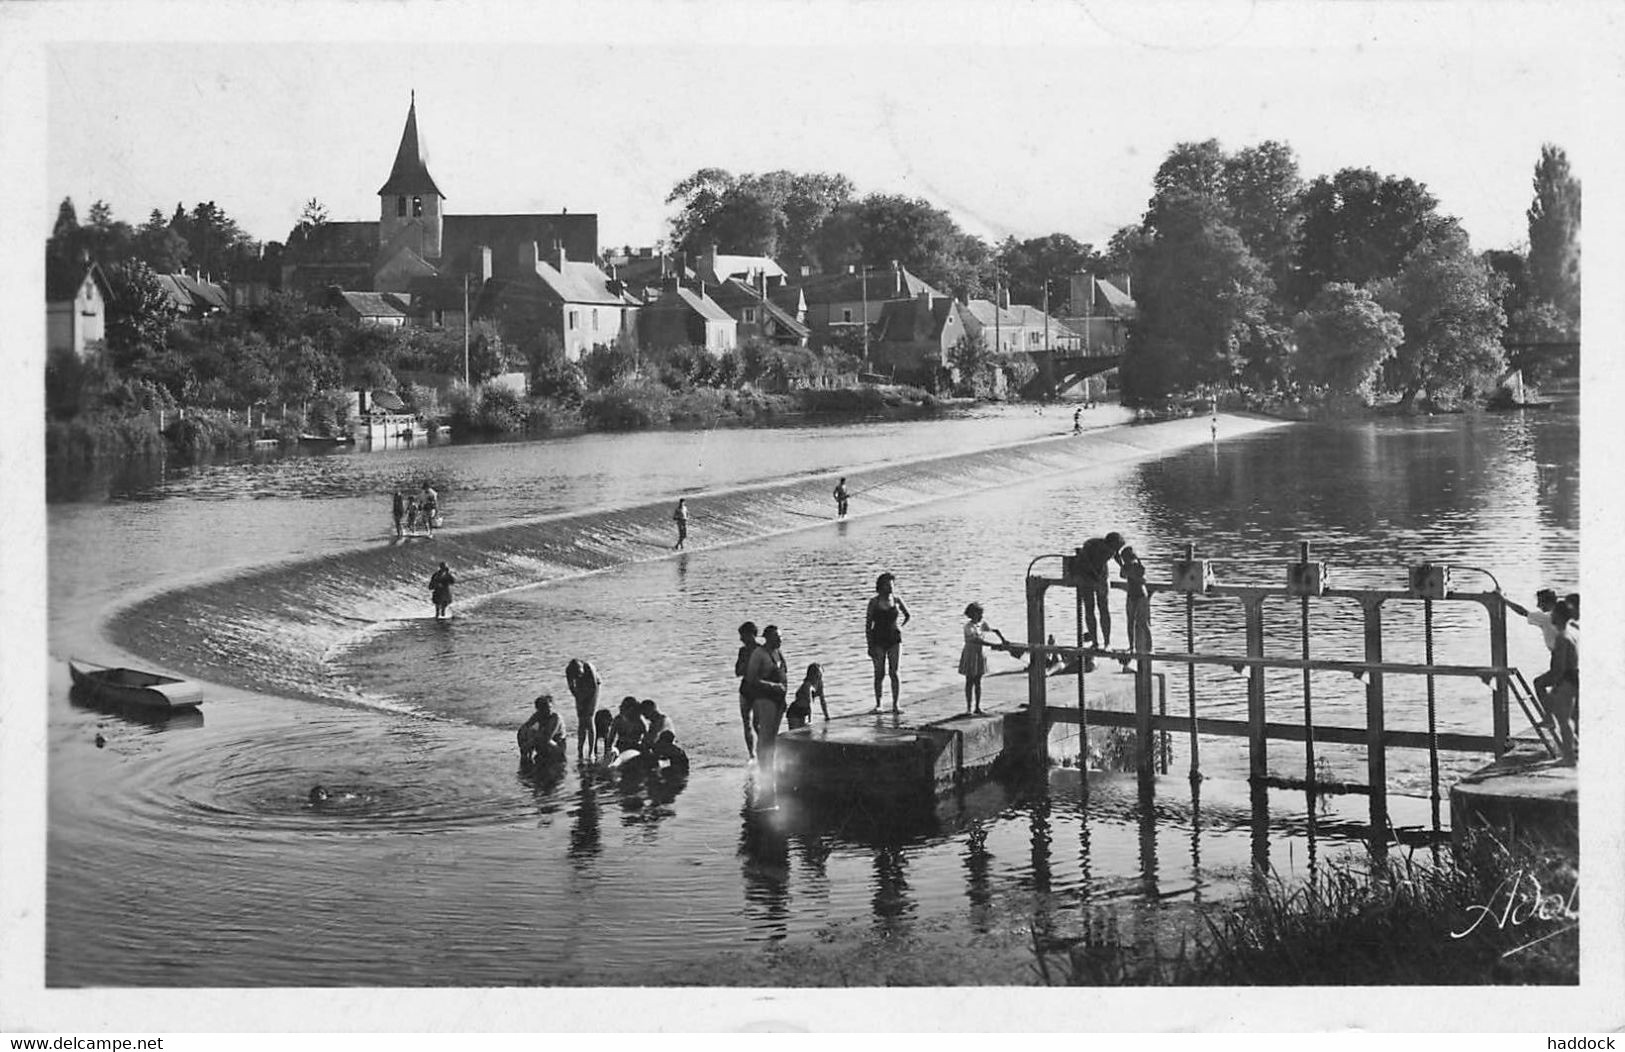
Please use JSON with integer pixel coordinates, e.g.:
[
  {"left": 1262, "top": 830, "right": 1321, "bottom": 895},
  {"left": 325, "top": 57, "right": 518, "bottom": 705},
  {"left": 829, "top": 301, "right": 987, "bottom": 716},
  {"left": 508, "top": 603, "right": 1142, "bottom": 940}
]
[
  {"left": 704, "top": 243, "right": 719, "bottom": 281},
  {"left": 518, "top": 240, "right": 539, "bottom": 271},
  {"left": 556, "top": 240, "right": 568, "bottom": 271},
  {"left": 475, "top": 244, "right": 492, "bottom": 283},
  {"left": 998, "top": 287, "right": 1010, "bottom": 310},
  {"left": 800, "top": 264, "right": 812, "bottom": 278}
]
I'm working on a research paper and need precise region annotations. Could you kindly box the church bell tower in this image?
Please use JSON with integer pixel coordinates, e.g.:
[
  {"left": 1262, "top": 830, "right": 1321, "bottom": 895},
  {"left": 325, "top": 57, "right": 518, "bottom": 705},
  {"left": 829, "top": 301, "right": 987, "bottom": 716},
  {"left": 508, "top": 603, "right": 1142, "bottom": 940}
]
[{"left": 378, "top": 92, "right": 445, "bottom": 260}]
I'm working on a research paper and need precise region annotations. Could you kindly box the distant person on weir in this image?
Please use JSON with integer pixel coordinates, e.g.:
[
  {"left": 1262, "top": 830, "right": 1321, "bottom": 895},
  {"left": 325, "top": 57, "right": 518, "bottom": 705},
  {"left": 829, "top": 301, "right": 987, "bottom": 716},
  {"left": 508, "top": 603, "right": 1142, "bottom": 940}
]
[
  {"left": 429, "top": 561, "right": 455, "bottom": 619},
  {"left": 1078, "top": 531, "right": 1126, "bottom": 653},
  {"left": 672, "top": 498, "right": 689, "bottom": 550},
  {"left": 866, "top": 572, "right": 912, "bottom": 713},
  {"left": 420, "top": 481, "right": 439, "bottom": 537},
  {"left": 834, "top": 478, "right": 850, "bottom": 519}
]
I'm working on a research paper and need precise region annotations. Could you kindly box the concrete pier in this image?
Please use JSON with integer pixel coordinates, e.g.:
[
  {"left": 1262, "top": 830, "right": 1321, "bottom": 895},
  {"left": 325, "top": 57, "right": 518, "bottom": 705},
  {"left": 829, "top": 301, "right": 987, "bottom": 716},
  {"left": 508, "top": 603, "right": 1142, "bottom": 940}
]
[
  {"left": 1449, "top": 738, "right": 1578, "bottom": 849},
  {"left": 774, "top": 667, "right": 1141, "bottom": 797}
]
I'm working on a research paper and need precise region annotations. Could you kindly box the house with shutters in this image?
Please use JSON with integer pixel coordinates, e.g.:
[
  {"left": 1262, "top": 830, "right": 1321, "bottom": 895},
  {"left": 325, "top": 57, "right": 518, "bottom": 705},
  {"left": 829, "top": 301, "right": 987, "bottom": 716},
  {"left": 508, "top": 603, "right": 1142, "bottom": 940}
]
[
  {"left": 485, "top": 242, "right": 640, "bottom": 361},
  {"left": 706, "top": 277, "right": 810, "bottom": 346},
  {"left": 640, "top": 280, "right": 738, "bottom": 354}
]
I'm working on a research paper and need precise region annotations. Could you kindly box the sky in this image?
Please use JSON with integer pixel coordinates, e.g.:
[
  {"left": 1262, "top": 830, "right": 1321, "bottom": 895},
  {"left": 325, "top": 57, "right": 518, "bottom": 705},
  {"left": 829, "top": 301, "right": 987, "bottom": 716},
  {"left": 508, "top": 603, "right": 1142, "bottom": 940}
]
[{"left": 24, "top": 1, "right": 1615, "bottom": 258}]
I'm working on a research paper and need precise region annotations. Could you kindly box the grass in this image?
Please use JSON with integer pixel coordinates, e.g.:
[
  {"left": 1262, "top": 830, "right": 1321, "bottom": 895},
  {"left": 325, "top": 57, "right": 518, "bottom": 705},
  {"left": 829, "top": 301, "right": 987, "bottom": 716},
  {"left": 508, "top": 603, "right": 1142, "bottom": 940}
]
[{"left": 1033, "top": 829, "right": 1578, "bottom": 985}]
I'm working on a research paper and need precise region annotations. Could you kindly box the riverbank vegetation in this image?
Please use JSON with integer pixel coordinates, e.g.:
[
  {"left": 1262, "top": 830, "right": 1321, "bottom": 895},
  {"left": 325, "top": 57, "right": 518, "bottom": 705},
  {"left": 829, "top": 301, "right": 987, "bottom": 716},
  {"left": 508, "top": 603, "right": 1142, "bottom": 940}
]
[
  {"left": 1033, "top": 830, "right": 1577, "bottom": 985},
  {"left": 45, "top": 141, "right": 1578, "bottom": 461}
]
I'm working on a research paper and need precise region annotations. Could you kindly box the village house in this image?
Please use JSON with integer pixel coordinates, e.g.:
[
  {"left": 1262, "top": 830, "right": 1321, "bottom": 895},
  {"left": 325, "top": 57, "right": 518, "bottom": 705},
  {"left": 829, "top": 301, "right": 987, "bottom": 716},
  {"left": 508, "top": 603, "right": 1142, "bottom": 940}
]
[
  {"left": 640, "top": 279, "right": 738, "bottom": 354},
  {"left": 695, "top": 244, "right": 787, "bottom": 289},
  {"left": 706, "top": 277, "right": 810, "bottom": 346},
  {"left": 792, "top": 261, "right": 943, "bottom": 349},
  {"left": 963, "top": 297, "right": 1082, "bottom": 354},
  {"left": 327, "top": 288, "right": 411, "bottom": 327},
  {"left": 869, "top": 289, "right": 970, "bottom": 386},
  {"left": 45, "top": 255, "right": 110, "bottom": 359},
  {"left": 155, "top": 271, "right": 231, "bottom": 321},
  {"left": 486, "top": 242, "right": 640, "bottom": 361},
  {"left": 1057, "top": 272, "right": 1137, "bottom": 354}
]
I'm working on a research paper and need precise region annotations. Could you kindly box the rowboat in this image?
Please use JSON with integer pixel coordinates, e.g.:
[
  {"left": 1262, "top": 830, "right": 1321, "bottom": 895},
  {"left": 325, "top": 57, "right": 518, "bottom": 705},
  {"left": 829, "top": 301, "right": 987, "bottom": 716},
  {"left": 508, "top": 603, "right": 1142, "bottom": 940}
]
[{"left": 68, "top": 658, "right": 203, "bottom": 712}]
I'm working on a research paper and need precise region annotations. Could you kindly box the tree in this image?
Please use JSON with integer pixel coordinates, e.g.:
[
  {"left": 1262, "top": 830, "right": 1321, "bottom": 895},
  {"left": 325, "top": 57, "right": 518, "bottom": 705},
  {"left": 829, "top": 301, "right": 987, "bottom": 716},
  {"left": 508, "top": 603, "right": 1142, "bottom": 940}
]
[
  {"left": 52, "top": 198, "right": 80, "bottom": 244},
  {"left": 948, "top": 331, "right": 994, "bottom": 396},
  {"left": 1122, "top": 190, "right": 1275, "bottom": 402},
  {"left": 665, "top": 168, "right": 855, "bottom": 268},
  {"left": 996, "top": 233, "right": 1101, "bottom": 308},
  {"left": 170, "top": 201, "right": 248, "bottom": 279},
  {"left": 1374, "top": 232, "right": 1507, "bottom": 409},
  {"left": 1222, "top": 140, "right": 1303, "bottom": 293},
  {"left": 133, "top": 208, "right": 191, "bottom": 273},
  {"left": 1292, "top": 282, "right": 1404, "bottom": 398},
  {"left": 1294, "top": 168, "right": 1454, "bottom": 307},
  {"left": 813, "top": 193, "right": 994, "bottom": 298},
  {"left": 102, "top": 260, "right": 179, "bottom": 374},
  {"left": 1525, "top": 144, "right": 1581, "bottom": 329}
]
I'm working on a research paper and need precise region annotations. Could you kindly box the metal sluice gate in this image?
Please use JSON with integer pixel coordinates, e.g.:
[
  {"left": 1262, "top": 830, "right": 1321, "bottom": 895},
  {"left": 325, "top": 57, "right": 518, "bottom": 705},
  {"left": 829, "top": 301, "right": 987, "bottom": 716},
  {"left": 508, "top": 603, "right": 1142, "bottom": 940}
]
[{"left": 1016, "top": 542, "right": 1557, "bottom": 834}]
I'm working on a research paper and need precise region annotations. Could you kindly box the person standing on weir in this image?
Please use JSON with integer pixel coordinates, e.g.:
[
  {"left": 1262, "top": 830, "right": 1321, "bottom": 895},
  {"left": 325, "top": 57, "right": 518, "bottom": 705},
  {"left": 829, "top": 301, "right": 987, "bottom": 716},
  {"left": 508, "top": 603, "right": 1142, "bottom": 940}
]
[
  {"left": 834, "top": 478, "right": 850, "bottom": 519},
  {"left": 866, "top": 572, "right": 912, "bottom": 712},
  {"left": 672, "top": 498, "right": 689, "bottom": 550},
  {"left": 1077, "top": 531, "right": 1126, "bottom": 652},
  {"left": 420, "top": 481, "right": 439, "bottom": 537}
]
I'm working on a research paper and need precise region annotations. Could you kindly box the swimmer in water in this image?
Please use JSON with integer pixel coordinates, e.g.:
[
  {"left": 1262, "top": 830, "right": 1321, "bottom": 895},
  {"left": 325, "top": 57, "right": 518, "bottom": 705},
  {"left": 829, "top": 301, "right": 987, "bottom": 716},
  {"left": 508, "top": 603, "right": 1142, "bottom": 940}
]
[{"left": 309, "top": 785, "right": 330, "bottom": 804}]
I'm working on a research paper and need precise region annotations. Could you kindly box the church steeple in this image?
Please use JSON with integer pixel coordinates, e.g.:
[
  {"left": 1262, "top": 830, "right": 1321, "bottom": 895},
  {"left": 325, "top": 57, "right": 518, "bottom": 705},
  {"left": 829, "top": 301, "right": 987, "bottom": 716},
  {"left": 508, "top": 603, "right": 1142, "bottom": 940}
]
[
  {"left": 378, "top": 91, "right": 443, "bottom": 198},
  {"left": 378, "top": 92, "right": 444, "bottom": 259}
]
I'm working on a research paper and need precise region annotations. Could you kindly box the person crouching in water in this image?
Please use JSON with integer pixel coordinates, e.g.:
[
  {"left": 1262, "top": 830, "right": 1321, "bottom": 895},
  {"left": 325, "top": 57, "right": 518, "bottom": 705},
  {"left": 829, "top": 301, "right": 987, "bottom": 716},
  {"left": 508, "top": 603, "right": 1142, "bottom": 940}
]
[
  {"left": 604, "top": 696, "right": 646, "bottom": 763},
  {"left": 638, "top": 698, "right": 690, "bottom": 771},
  {"left": 958, "top": 603, "right": 1006, "bottom": 715},
  {"left": 787, "top": 663, "right": 827, "bottom": 730},
  {"left": 517, "top": 694, "right": 567, "bottom": 768}
]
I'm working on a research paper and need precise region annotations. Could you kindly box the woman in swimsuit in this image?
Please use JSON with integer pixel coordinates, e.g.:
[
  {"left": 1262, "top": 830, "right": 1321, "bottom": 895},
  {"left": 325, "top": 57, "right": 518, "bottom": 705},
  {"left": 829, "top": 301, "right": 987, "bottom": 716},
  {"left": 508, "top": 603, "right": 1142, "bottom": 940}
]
[{"left": 865, "top": 573, "right": 911, "bottom": 713}]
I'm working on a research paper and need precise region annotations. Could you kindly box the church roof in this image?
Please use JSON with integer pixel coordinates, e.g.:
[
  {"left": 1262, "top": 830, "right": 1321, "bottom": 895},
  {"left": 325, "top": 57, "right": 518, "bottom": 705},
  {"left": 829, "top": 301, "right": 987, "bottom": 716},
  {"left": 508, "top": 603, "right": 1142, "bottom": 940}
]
[{"left": 377, "top": 96, "right": 444, "bottom": 198}]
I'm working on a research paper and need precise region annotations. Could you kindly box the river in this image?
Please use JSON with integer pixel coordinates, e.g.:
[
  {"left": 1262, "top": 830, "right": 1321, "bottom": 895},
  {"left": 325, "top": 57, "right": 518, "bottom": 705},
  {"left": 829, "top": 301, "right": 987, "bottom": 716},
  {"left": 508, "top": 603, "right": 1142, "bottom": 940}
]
[{"left": 39, "top": 396, "right": 1579, "bottom": 988}]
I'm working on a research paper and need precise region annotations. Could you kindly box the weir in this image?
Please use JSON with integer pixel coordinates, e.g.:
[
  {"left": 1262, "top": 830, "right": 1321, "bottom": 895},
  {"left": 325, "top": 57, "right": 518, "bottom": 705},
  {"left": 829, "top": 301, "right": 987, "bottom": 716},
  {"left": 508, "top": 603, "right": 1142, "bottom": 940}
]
[
  {"left": 107, "top": 413, "right": 1287, "bottom": 711},
  {"left": 777, "top": 541, "right": 1574, "bottom": 849}
]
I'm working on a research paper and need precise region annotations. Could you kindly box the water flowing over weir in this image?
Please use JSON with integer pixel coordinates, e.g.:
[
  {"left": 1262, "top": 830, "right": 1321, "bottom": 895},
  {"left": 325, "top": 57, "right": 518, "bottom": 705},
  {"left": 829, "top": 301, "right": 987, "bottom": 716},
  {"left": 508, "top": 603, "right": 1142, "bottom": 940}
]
[{"left": 108, "top": 415, "right": 1287, "bottom": 721}]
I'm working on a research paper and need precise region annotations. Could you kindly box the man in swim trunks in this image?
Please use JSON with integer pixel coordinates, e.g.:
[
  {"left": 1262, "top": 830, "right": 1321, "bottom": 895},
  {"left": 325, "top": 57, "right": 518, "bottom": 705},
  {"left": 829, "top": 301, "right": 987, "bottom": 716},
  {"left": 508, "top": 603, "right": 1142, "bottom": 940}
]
[
  {"left": 1077, "top": 531, "right": 1125, "bottom": 652},
  {"left": 865, "top": 572, "right": 912, "bottom": 712},
  {"left": 517, "top": 694, "right": 566, "bottom": 766},
  {"left": 638, "top": 698, "right": 690, "bottom": 770},
  {"left": 834, "top": 478, "right": 850, "bottom": 519}
]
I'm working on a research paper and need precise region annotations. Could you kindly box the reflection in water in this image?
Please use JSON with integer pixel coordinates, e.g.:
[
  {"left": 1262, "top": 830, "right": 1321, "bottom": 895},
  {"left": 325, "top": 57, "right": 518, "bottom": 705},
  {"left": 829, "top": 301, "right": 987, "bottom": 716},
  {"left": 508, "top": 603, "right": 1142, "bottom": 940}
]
[
  {"left": 964, "top": 823, "right": 993, "bottom": 933},
  {"left": 567, "top": 766, "right": 602, "bottom": 866},
  {"left": 738, "top": 791, "right": 791, "bottom": 942},
  {"left": 871, "top": 845, "right": 912, "bottom": 933},
  {"left": 1136, "top": 769, "right": 1159, "bottom": 899},
  {"left": 1028, "top": 796, "right": 1053, "bottom": 896},
  {"left": 68, "top": 686, "right": 206, "bottom": 732}
]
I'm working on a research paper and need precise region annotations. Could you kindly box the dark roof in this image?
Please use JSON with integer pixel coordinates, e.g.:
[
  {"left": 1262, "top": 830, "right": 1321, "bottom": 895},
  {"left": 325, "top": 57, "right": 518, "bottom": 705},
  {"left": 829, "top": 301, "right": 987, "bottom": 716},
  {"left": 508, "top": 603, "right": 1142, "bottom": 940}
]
[
  {"left": 768, "top": 285, "right": 804, "bottom": 315},
  {"left": 793, "top": 265, "right": 941, "bottom": 304},
  {"left": 377, "top": 97, "right": 444, "bottom": 198},
  {"left": 156, "top": 272, "right": 230, "bottom": 313},
  {"left": 712, "top": 278, "right": 809, "bottom": 338},
  {"left": 877, "top": 295, "right": 956, "bottom": 343},
  {"left": 406, "top": 275, "right": 477, "bottom": 310},
  {"left": 370, "top": 389, "right": 407, "bottom": 412},
  {"left": 335, "top": 290, "right": 409, "bottom": 318},
  {"left": 44, "top": 255, "right": 108, "bottom": 302},
  {"left": 438, "top": 214, "right": 599, "bottom": 278}
]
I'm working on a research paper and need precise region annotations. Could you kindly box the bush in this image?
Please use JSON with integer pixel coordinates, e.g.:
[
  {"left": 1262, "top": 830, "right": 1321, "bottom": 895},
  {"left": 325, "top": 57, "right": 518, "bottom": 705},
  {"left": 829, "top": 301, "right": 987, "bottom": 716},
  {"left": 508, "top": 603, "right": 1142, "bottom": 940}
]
[
  {"left": 45, "top": 411, "right": 166, "bottom": 461},
  {"left": 163, "top": 408, "right": 256, "bottom": 460},
  {"left": 581, "top": 380, "right": 673, "bottom": 430}
]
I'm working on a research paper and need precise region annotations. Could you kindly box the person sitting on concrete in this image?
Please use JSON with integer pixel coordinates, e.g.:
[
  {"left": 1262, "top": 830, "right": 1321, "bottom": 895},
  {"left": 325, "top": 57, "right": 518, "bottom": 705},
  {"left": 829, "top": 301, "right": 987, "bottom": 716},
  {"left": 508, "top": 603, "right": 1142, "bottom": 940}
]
[
  {"left": 787, "top": 663, "right": 827, "bottom": 730},
  {"left": 517, "top": 694, "right": 567, "bottom": 767}
]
